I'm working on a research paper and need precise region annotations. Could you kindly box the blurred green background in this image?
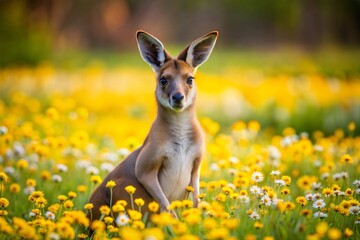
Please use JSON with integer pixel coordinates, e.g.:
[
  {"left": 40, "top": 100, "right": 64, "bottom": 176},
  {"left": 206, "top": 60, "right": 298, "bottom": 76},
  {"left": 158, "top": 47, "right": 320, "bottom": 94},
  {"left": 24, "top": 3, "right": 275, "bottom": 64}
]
[{"left": 1, "top": 0, "right": 360, "bottom": 68}]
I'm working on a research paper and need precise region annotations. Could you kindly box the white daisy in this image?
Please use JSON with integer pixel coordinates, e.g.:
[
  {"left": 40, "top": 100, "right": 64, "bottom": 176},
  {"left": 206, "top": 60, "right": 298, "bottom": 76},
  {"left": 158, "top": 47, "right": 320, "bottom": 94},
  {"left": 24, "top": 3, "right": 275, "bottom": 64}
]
[
  {"left": 353, "top": 179, "right": 360, "bottom": 188},
  {"left": 312, "top": 199, "right": 326, "bottom": 209},
  {"left": 261, "top": 195, "right": 272, "bottom": 206},
  {"left": 45, "top": 211, "right": 56, "bottom": 220},
  {"left": 251, "top": 171, "right": 264, "bottom": 183},
  {"left": 250, "top": 186, "right": 263, "bottom": 195},
  {"left": 313, "top": 211, "right": 328, "bottom": 219},
  {"left": 52, "top": 175, "right": 62, "bottom": 183},
  {"left": 249, "top": 211, "right": 260, "bottom": 220},
  {"left": 56, "top": 164, "right": 68, "bottom": 173},
  {"left": 239, "top": 196, "right": 250, "bottom": 204},
  {"left": 349, "top": 206, "right": 360, "bottom": 215},
  {"left": 116, "top": 213, "right": 130, "bottom": 226},
  {"left": 312, "top": 182, "right": 322, "bottom": 191},
  {"left": 270, "top": 170, "right": 281, "bottom": 176},
  {"left": 86, "top": 165, "right": 99, "bottom": 175},
  {"left": 275, "top": 179, "right": 286, "bottom": 187},
  {"left": 305, "top": 193, "right": 315, "bottom": 201},
  {"left": 100, "top": 163, "right": 114, "bottom": 172},
  {"left": 24, "top": 186, "right": 35, "bottom": 195}
]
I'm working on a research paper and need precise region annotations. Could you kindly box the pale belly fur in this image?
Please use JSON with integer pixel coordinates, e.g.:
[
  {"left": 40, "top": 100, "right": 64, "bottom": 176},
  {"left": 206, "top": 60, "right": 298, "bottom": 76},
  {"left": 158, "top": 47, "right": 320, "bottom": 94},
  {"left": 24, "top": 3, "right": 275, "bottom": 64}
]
[{"left": 158, "top": 141, "right": 197, "bottom": 202}]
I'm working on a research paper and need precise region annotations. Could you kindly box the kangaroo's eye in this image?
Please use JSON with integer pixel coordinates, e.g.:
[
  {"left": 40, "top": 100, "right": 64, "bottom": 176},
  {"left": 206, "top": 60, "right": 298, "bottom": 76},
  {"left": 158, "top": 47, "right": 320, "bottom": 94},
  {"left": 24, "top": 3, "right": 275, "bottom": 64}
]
[
  {"left": 159, "top": 77, "right": 168, "bottom": 86},
  {"left": 186, "top": 77, "right": 194, "bottom": 86}
]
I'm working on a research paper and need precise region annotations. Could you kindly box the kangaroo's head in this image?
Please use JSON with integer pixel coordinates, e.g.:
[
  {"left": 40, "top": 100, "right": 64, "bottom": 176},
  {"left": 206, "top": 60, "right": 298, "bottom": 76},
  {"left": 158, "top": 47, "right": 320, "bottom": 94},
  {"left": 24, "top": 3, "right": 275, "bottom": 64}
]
[{"left": 136, "top": 31, "right": 218, "bottom": 112}]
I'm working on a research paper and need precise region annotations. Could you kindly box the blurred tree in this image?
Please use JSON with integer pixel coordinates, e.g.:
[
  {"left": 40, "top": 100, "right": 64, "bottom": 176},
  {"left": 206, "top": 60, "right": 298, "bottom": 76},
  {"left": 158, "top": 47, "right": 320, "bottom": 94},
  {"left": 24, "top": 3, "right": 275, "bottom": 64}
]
[{"left": 0, "top": 0, "right": 359, "bottom": 65}]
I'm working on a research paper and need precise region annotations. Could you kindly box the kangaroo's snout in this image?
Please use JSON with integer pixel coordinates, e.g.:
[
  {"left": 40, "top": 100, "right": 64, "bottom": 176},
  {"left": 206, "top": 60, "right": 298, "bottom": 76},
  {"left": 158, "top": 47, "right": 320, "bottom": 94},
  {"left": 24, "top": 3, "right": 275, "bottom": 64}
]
[{"left": 172, "top": 92, "right": 184, "bottom": 104}]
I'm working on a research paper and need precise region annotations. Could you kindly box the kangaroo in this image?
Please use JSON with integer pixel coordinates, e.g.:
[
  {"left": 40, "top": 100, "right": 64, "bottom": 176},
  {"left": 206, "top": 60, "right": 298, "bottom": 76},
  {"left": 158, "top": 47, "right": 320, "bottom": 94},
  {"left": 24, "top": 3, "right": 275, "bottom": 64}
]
[{"left": 88, "top": 30, "right": 218, "bottom": 220}]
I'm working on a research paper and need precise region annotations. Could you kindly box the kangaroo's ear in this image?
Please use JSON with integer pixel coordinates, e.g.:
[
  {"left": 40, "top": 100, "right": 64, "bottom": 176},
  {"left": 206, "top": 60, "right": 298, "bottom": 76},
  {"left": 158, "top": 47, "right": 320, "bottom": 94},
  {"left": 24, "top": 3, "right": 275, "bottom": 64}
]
[
  {"left": 136, "top": 31, "right": 171, "bottom": 71},
  {"left": 177, "top": 31, "right": 218, "bottom": 70}
]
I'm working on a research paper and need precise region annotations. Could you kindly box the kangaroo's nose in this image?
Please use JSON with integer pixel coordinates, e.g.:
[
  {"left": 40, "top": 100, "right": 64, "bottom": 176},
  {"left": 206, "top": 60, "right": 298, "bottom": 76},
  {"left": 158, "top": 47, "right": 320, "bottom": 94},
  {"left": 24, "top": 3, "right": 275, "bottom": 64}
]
[{"left": 172, "top": 92, "right": 184, "bottom": 103}]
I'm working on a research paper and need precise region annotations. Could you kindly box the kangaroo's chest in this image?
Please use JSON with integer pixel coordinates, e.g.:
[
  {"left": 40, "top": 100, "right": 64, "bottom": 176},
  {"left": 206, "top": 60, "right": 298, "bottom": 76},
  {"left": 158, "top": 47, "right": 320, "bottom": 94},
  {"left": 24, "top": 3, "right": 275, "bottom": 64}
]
[{"left": 158, "top": 134, "right": 200, "bottom": 201}]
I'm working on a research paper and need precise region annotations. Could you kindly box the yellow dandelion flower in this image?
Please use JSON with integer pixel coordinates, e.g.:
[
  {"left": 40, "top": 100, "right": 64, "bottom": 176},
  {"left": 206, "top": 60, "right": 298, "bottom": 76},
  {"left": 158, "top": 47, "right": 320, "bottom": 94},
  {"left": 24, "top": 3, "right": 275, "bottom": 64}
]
[
  {"left": 68, "top": 191, "right": 77, "bottom": 199},
  {"left": 0, "top": 217, "right": 12, "bottom": 234},
  {"left": 63, "top": 200, "right": 74, "bottom": 209},
  {"left": 198, "top": 201, "right": 211, "bottom": 212},
  {"left": 222, "top": 186, "right": 233, "bottom": 195},
  {"left": 115, "top": 200, "right": 128, "bottom": 207},
  {"left": 9, "top": 183, "right": 21, "bottom": 194},
  {"left": 40, "top": 170, "right": 51, "bottom": 180},
  {"left": 132, "top": 220, "right": 145, "bottom": 230},
  {"left": 300, "top": 209, "right": 312, "bottom": 217},
  {"left": 197, "top": 193, "right": 206, "bottom": 200},
  {"left": 328, "top": 228, "right": 342, "bottom": 240},
  {"left": 128, "top": 209, "right": 142, "bottom": 221},
  {"left": 248, "top": 120, "right": 261, "bottom": 132},
  {"left": 182, "top": 199, "right": 193, "bottom": 208},
  {"left": 345, "top": 188, "right": 353, "bottom": 196},
  {"left": 203, "top": 218, "right": 217, "bottom": 230},
  {"left": 99, "top": 205, "right": 111, "bottom": 216},
  {"left": 48, "top": 203, "right": 60, "bottom": 213},
  {"left": 254, "top": 221, "right": 263, "bottom": 229},
  {"left": 296, "top": 196, "right": 308, "bottom": 206},
  {"left": 77, "top": 185, "right": 87, "bottom": 193},
  {"left": 148, "top": 201, "right": 159, "bottom": 213},
  {"left": 0, "top": 210, "right": 8, "bottom": 216},
  {"left": 316, "top": 221, "right": 328, "bottom": 237},
  {"left": 78, "top": 233, "right": 88, "bottom": 239},
  {"left": 0, "top": 172, "right": 9, "bottom": 182},
  {"left": 215, "top": 193, "right": 226, "bottom": 202},
  {"left": 91, "top": 220, "right": 106, "bottom": 231},
  {"left": 222, "top": 218, "right": 239, "bottom": 230},
  {"left": 186, "top": 185, "right": 194, "bottom": 192},
  {"left": 35, "top": 196, "right": 47, "bottom": 208},
  {"left": 322, "top": 188, "right": 333, "bottom": 197},
  {"left": 151, "top": 212, "right": 175, "bottom": 226},
  {"left": 206, "top": 227, "right": 229, "bottom": 240},
  {"left": 112, "top": 203, "right": 125, "bottom": 213},
  {"left": 46, "top": 107, "right": 59, "bottom": 120},
  {"left": 106, "top": 180, "right": 116, "bottom": 188},
  {"left": 119, "top": 226, "right": 142, "bottom": 240},
  {"left": 84, "top": 203, "right": 94, "bottom": 210},
  {"left": 297, "top": 175, "right": 316, "bottom": 190},
  {"left": 168, "top": 200, "right": 182, "bottom": 210},
  {"left": 125, "top": 185, "right": 136, "bottom": 194},
  {"left": 281, "top": 176, "right": 291, "bottom": 186},
  {"left": 0, "top": 198, "right": 9, "bottom": 208},
  {"left": 90, "top": 175, "right": 102, "bottom": 184},
  {"left": 103, "top": 216, "right": 114, "bottom": 224},
  {"left": 348, "top": 121, "right": 356, "bottom": 132},
  {"left": 231, "top": 120, "right": 246, "bottom": 132},
  {"left": 172, "top": 221, "right": 188, "bottom": 235},
  {"left": 134, "top": 198, "right": 145, "bottom": 207},
  {"left": 58, "top": 195, "right": 67, "bottom": 202},
  {"left": 26, "top": 178, "right": 36, "bottom": 187},
  {"left": 340, "top": 154, "right": 353, "bottom": 164},
  {"left": 16, "top": 159, "right": 29, "bottom": 169},
  {"left": 281, "top": 188, "right": 290, "bottom": 195},
  {"left": 343, "top": 228, "right": 353, "bottom": 238}
]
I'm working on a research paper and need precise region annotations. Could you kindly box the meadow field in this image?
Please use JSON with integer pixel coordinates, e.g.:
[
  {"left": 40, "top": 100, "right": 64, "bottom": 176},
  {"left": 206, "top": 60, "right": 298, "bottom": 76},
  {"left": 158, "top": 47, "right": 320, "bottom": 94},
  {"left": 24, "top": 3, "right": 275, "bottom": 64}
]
[{"left": 0, "top": 50, "right": 360, "bottom": 239}]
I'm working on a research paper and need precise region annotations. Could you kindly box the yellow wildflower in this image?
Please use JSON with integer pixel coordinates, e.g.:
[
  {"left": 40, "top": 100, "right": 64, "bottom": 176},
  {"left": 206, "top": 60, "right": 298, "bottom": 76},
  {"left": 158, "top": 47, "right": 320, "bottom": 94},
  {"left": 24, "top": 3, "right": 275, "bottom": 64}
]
[
  {"left": 106, "top": 180, "right": 116, "bottom": 188},
  {"left": 134, "top": 198, "right": 145, "bottom": 207},
  {"left": 125, "top": 185, "right": 136, "bottom": 194},
  {"left": 148, "top": 201, "right": 159, "bottom": 213},
  {"left": 0, "top": 198, "right": 9, "bottom": 208}
]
